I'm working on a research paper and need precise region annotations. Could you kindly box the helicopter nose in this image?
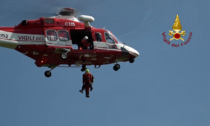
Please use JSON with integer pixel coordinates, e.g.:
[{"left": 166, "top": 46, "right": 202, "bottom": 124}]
[
  {"left": 124, "top": 45, "right": 139, "bottom": 58},
  {"left": 130, "top": 48, "right": 139, "bottom": 58}
]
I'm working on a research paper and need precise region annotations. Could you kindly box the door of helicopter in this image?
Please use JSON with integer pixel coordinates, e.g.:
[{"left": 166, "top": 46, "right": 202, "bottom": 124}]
[
  {"left": 70, "top": 30, "right": 94, "bottom": 50},
  {"left": 93, "top": 32, "right": 106, "bottom": 49},
  {"left": 45, "top": 29, "right": 72, "bottom": 47}
]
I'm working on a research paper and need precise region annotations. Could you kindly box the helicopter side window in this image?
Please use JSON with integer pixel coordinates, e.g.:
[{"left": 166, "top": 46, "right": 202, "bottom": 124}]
[
  {"left": 58, "top": 30, "right": 70, "bottom": 41},
  {"left": 105, "top": 32, "right": 115, "bottom": 44},
  {"left": 95, "top": 32, "right": 102, "bottom": 42},
  {"left": 46, "top": 30, "right": 57, "bottom": 41}
]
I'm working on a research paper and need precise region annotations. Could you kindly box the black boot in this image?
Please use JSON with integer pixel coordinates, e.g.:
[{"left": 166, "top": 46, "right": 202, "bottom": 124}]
[{"left": 86, "top": 93, "right": 90, "bottom": 98}]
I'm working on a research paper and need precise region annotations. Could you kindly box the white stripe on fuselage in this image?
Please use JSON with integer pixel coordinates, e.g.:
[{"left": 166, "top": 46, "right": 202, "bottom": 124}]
[{"left": 0, "top": 30, "right": 45, "bottom": 48}]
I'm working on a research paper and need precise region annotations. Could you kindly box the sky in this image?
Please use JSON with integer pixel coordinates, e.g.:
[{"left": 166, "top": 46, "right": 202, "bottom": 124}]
[{"left": 0, "top": 0, "right": 210, "bottom": 126}]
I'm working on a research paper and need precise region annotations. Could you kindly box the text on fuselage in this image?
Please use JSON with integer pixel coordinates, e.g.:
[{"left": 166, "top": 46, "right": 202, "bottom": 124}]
[
  {"left": 0, "top": 33, "right": 8, "bottom": 39},
  {"left": 18, "top": 36, "right": 45, "bottom": 41}
]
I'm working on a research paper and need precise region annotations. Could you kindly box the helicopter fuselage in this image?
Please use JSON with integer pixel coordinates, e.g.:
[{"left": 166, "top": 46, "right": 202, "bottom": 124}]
[{"left": 0, "top": 17, "right": 139, "bottom": 76}]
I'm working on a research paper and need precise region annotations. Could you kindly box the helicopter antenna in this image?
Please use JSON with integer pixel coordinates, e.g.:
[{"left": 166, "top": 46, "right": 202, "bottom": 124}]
[{"left": 79, "top": 15, "right": 95, "bottom": 28}]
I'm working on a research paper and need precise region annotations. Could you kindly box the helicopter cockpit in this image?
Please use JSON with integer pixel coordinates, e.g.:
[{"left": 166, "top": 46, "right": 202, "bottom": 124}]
[
  {"left": 104, "top": 30, "right": 124, "bottom": 44},
  {"left": 104, "top": 31, "right": 120, "bottom": 49},
  {"left": 105, "top": 32, "right": 116, "bottom": 44}
]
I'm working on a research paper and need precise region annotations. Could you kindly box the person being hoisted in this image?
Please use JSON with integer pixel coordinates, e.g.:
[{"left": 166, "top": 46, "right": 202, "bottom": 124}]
[{"left": 79, "top": 69, "right": 94, "bottom": 98}]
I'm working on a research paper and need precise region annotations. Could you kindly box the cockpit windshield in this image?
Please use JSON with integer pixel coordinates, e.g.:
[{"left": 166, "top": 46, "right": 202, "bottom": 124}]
[
  {"left": 105, "top": 31, "right": 122, "bottom": 44},
  {"left": 105, "top": 32, "right": 115, "bottom": 43}
]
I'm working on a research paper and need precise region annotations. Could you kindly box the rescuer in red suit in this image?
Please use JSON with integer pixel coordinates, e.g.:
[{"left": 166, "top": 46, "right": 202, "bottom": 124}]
[
  {"left": 81, "top": 36, "right": 90, "bottom": 49},
  {"left": 79, "top": 69, "right": 94, "bottom": 98}
]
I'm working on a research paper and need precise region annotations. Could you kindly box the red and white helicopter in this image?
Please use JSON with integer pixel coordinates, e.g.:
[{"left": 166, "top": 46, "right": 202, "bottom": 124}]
[{"left": 0, "top": 8, "right": 139, "bottom": 77}]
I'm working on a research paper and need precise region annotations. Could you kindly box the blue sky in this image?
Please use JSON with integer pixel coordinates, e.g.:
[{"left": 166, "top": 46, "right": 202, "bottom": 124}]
[{"left": 0, "top": 0, "right": 210, "bottom": 126}]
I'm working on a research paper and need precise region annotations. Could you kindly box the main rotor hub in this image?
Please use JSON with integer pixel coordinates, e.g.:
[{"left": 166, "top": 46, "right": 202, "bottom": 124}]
[{"left": 57, "top": 8, "right": 78, "bottom": 17}]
